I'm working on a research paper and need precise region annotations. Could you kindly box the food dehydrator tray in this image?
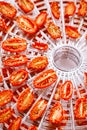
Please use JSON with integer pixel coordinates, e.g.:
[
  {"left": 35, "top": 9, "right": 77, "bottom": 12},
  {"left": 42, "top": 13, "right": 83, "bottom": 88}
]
[{"left": 0, "top": 0, "right": 87, "bottom": 130}]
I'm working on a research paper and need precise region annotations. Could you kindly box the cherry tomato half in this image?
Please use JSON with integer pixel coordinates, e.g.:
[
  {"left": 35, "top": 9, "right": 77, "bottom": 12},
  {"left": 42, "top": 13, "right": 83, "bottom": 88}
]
[
  {"left": 0, "top": 108, "right": 14, "bottom": 123},
  {"left": 84, "top": 72, "right": 87, "bottom": 86},
  {"left": 0, "top": 90, "right": 13, "bottom": 107},
  {"left": 35, "top": 11, "right": 47, "bottom": 28},
  {"left": 8, "top": 116, "right": 22, "bottom": 130},
  {"left": 0, "top": 1, "right": 17, "bottom": 19},
  {"left": 17, "top": 88, "right": 34, "bottom": 112},
  {"left": 0, "top": 17, "right": 8, "bottom": 32},
  {"left": 17, "top": 0, "right": 34, "bottom": 13},
  {"left": 64, "top": 2, "right": 76, "bottom": 17},
  {"left": 60, "top": 81, "right": 73, "bottom": 100},
  {"left": 49, "top": 102, "right": 63, "bottom": 124},
  {"left": 32, "top": 42, "right": 48, "bottom": 51},
  {"left": 46, "top": 22, "right": 61, "bottom": 39},
  {"left": 30, "top": 99, "right": 47, "bottom": 121},
  {"left": 65, "top": 26, "right": 80, "bottom": 39},
  {"left": 2, "top": 37, "right": 27, "bottom": 52},
  {"left": 33, "top": 69, "right": 57, "bottom": 89},
  {"left": 27, "top": 56, "right": 48, "bottom": 72},
  {"left": 28, "top": 126, "right": 37, "bottom": 130},
  {"left": 3, "top": 55, "right": 28, "bottom": 67},
  {"left": 0, "top": 75, "right": 3, "bottom": 83},
  {"left": 9, "top": 69, "right": 28, "bottom": 86},
  {"left": 74, "top": 97, "right": 87, "bottom": 119},
  {"left": 16, "top": 15, "right": 37, "bottom": 34},
  {"left": 51, "top": 2, "right": 60, "bottom": 19},
  {"left": 78, "top": 0, "right": 87, "bottom": 17}
]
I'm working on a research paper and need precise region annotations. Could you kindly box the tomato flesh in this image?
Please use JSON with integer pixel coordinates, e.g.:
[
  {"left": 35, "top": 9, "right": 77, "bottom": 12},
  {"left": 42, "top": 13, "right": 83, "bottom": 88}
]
[
  {"left": 28, "top": 126, "right": 37, "bottom": 130},
  {"left": 0, "top": 17, "right": 8, "bottom": 32},
  {"left": 32, "top": 42, "right": 48, "bottom": 51},
  {"left": 51, "top": 2, "right": 60, "bottom": 19},
  {"left": 78, "top": 1, "right": 87, "bottom": 17}
]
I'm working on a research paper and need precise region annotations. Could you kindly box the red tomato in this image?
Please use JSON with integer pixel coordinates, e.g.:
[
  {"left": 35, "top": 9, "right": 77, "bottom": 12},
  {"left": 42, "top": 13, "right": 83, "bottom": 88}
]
[
  {"left": 9, "top": 69, "right": 28, "bottom": 86},
  {"left": 30, "top": 99, "right": 47, "bottom": 121},
  {"left": 0, "top": 75, "right": 2, "bottom": 83},
  {"left": 17, "top": 88, "right": 34, "bottom": 112},
  {"left": 2, "top": 37, "right": 27, "bottom": 52},
  {"left": 65, "top": 26, "right": 80, "bottom": 39},
  {"left": 0, "top": 17, "right": 8, "bottom": 32},
  {"left": 84, "top": 72, "right": 87, "bottom": 86},
  {"left": 0, "top": 90, "right": 13, "bottom": 107},
  {"left": 0, "top": 1, "right": 17, "bottom": 19},
  {"left": 49, "top": 102, "right": 63, "bottom": 124},
  {"left": 32, "top": 42, "right": 48, "bottom": 51},
  {"left": 17, "top": 0, "right": 34, "bottom": 13},
  {"left": 16, "top": 15, "right": 37, "bottom": 34},
  {"left": 74, "top": 97, "right": 87, "bottom": 119},
  {"left": 35, "top": 11, "right": 47, "bottom": 28},
  {"left": 27, "top": 56, "right": 48, "bottom": 71},
  {"left": 0, "top": 108, "right": 14, "bottom": 123},
  {"left": 60, "top": 81, "right": 73, "bottom": 100},
  {"left": 46, "top": 22, "right": 61, "bottom": 39},
  {"left": 64, "top": 2, "right": 76, "bottom": 17},
  {"left": 33, "top": 69, "right": 57, "bottom": 89},
  {"left": 8, "top": 116, "right": 22, "bottom": 130},
  {"left": 78, "top": 0, "right": 87, "bottom": 17},
  {"left": 3, "top": 55, "right": 28, "bottom": 67},
  {"left": 51, "top": 2, "right": 60, "bottom": 19},
  {"left": 28, "top": 126, "right": 37, "bottom": 130}
]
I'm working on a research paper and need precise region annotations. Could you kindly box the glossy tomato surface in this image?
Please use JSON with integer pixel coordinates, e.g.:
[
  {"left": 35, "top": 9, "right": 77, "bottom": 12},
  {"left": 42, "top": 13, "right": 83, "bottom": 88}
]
[
  {"left": 30, "top": 99, "right": 47, "bottom": 121},
  {"left": 2, "top": 37, "right": 27, "bottom": 52},
  {"left": 28, "top": 126, "right": 37, "bottom": 130},
  {"left": 78, "top": 0, "right": 87, "bottom": 17},
  {"left": 32, "top": 42, "right": 48, "bottom": 51},
  {"left": 51, "top": 2, "right": 60, "bottom": 19},
  {"left": 0, "top": 17, "right": 8, "bottom": 32},
  {"left": 33, "top": 69, "right": 57, "bottom": 88}
]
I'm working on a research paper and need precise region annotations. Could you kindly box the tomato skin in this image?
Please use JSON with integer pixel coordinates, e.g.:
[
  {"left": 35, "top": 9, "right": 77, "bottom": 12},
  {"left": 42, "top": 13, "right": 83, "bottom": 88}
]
[
  {"left": 35, "top": 11, "right": 47, "bottom": 28},
  {"left": 2, "top": 37, "right": 27, "bottom": 52},
  {"left": 0, "top": 108, "right": 14, "bottom": 123},
  {"left": 33, "top": 69, "right": 57, "bottom": 89},
  {"left": 0, "top": 75, "right": 3, "bottom": 83},
  {"left": 65, "top": 26, "right": 80, "bottom": 39},
  {"left": 78, "top": 0, "right": 87, "bottom": 17},
  {"left": 0, "top": 17, "right": 8, "bottom": 32},
  {"left": 46, "top": 22, "right": 61, "bottom": 39},
  {"left": 49, "top": 102, "right": 63, "bottom": 124},
  {"left": 0, "top": 90, "right": 13, "bottom": 107},
  {"left": 16, "top": 15, "right": 37, "bottom": 34},
  {"left": 17, "top": 88, "right": 34, "bottom": 112},
  {"left": 30, "top": 99, "right": 47, "bottom": 121},
  {"left": 3, "top": 55, "right": 28, "bottom": 67},
  {"left": 9, "top": 69, "right": 28, "bottom": 86},
  {"left": 17, "top": 0, "right": 34, "bottom": 13},
  {"left": 32, "top": 42, "right": 48, "bottom": 51},
  {"left": 8, "top": 116, "right": 22, "bottom": 130},
  {"left": 28, "top": 126, "right": 37, "bottom": 130},
  {"left": 51, "top": 2, "right": 60, "bottom": 19},
  {"left": 27, "top": 56, "right": 48, "bottom": 72},
  {"left": 84, "top": 72, "right": 87, "bottom": 86},
  {"left": 60, "top": 81, "right": 73, "bottom": 100},
  {"left": 0, "top": 1, "right": 17, "bottom": 19}
]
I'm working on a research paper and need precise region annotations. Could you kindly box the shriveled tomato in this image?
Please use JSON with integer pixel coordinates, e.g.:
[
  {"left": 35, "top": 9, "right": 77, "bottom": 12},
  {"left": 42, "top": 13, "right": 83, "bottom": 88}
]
[
  {"left": 32, "top": 42, "right": 48, "bottom": 51},
  {"left": 49, "top": 102, "right": 63, "bottom": 124},
  {"left": 17, "top": 0, "right": 34, "bottom": 13},
  {"left": 65, "top": 26, "right": 80, "bottom": 39},
  {"left": 64, "top": 2, "right": 76, "bottom": 17},
  {"left": 2, "top": 37, "right": 27, "bottom": 52},
  {"left": 46, "top": 22, "right": 61, "bottom": 39},
  {"left": 16, "top": 15, "right": 37, "bottom": 34},
  {"left": 27, "top": 56, "right": 48, "bottom": 71},
  {"left": 3, "top": 55, "right": 28, "bottom": 67},
  {"left": 17, "top": 88, "right": 34, "bottom": 112},
  {"left": 84, "top": 72, "right": 87, "bottom": 86},
  {"left": 8, "top": 116, "right": 22, "bottom": 130},
  {"left": 9, "top": 69, "right": 28, "bottom": 86},
  {"left": 60, "top": 81, "right": 73, "bottom": 100},
  {"left": 74, "top": 97, "right": 87, "bottom": 119},
  {"left": 30, "top": 99, "right": 47, "bottom": 121},
  {"left": 0, "top": 90, "right": 13, "bottom": 107},
  {"left": 0, "top": 75, "right": 2, "bottom": 83},
  {"left": 0, "top": 17, "right": 8, "bottom": 32},
  {"left": 78, "top": 0, "right": 87, "bottom": 17},
  {"left": 35, "top": 11, "right": 47, "bottom": 28},
  {"left": 28, "top": 126, "right": 37, "bottom": 130},
  {"left": 0, "top": 108, "right": 14, "bottom": 123},
  {"left": 33, "top": 69, "right": 57, "bottom": 89},
  {"left": 0, "top": 1, "right": 17, "bottom": 19},
  {"left": 51, "top": 2, "right": 60, "bottom": 19}
]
